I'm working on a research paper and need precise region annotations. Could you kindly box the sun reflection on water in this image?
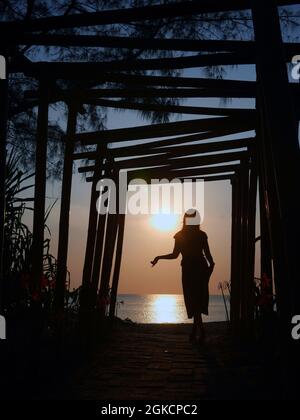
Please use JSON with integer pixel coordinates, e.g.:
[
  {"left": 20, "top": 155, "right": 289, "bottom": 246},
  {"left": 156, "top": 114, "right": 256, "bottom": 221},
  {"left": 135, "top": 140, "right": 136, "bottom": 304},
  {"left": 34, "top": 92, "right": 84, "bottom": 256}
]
[{"left": 150, "top": 295, "right": 184, "bottom": 323}]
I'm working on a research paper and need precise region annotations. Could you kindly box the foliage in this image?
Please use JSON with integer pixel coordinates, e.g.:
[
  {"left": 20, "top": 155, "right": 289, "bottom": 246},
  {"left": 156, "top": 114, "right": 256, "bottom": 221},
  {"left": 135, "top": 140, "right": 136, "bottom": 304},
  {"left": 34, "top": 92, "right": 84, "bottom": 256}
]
[{"left": 2, "top": 149, "right": 68, "bottom": 316}]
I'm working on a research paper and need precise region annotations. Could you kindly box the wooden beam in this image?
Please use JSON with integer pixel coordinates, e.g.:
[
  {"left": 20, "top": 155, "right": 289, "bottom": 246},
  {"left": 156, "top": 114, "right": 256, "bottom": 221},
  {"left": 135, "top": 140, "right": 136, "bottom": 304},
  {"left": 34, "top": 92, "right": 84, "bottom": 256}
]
[
  {"left": 75, "top": 137, "right": 253, "bottom": 162},
  {"left": 126, "top": 164, "right": 240, "bottom": 182},
  {"left": 41, "top": 87, "right": 255, "bottom": 100},
  {"left": 83, "top": 99, "right": 256, "bottom": 117},
  {"left": 8, "top": 34, "right": 300, "bottom": 61},
  {"left": 79, "top": 147, "right": 104, "bottom": 329},
  {"left": 109, "top": 213, "right": 126, "bottom": 320},
  {"left": 75, "top": 116, "right": 254, "bottom": 144},
  {"left": 54, "top": 106, "right": 77, "bottom": 314},
  {"left": 26, "top": 73, "right": 256, "bottom": 90},
  {"left": 98, "top": 203, "right": 119, "bottom": 317},
  {"left": 14, "top": 53, "right": 252, "bottom": 79},
  {"left": 252, "top": 0, "right": 300, "bottom": 396},
  {"left": 6, "top": 33, "right": 254, "bottom": 52},
  {"left": 90, "top": 200, "right": 108, "bottom": 307},
  {"left": 230, "top": 176, "right": 239, "bottom": 326},
  {"left": 253, "top": 0, "right": 300, "bottom": 327},
  {"left": 127, "top": 173, "right": 234, "bottom": 185},
  {"left": 1, "top": 0, "right": 297, "bottom": 33},
  {"left": 120, "top": 149, "right": 248, "bottom": 170},
  {"left": 0, "top": 62, "right": 8, "bottom": 313},
  {"left": 80, "top": 150, "right": 248, "bottom": 173},
  {"left": 31, "top": 81, "right": 48, "bottom": 293}
]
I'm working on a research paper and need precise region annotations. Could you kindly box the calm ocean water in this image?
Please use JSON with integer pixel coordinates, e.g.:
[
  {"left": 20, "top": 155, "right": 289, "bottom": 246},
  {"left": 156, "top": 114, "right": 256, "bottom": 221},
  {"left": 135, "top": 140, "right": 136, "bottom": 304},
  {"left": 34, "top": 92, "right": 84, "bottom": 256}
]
[{"left": 116, "top": 294, "right": 230, "bottom": 324}]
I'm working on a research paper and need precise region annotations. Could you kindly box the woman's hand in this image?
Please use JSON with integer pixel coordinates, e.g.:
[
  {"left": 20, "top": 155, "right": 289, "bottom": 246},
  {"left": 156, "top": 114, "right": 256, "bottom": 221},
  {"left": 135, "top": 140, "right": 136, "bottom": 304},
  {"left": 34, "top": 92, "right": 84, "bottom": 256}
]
[{"left": 151, "top": 257, "right": 160, "bottom": 267}]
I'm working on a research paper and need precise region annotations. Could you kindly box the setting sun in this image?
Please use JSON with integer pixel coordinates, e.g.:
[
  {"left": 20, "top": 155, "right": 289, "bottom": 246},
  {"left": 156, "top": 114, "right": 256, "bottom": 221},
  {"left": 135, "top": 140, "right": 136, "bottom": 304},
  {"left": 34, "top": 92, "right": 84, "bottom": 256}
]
[{"left": 150, "top": 213, "right": 179, "bottom": 232}]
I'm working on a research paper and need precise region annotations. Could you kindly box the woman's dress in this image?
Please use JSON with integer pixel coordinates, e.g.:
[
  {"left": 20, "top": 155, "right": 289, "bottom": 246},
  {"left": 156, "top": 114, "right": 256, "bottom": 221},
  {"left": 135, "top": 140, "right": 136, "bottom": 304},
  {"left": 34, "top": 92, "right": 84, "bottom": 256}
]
[{"left": 174, "top": 229, "right": 212, "bottom": 318}]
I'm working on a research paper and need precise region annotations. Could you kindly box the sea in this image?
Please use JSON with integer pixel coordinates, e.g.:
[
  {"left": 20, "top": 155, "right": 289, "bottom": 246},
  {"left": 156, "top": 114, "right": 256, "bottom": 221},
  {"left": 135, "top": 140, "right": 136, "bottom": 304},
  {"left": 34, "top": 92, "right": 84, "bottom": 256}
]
[{"left": 115, "top": 294, "right": 230, "bottom": 324}]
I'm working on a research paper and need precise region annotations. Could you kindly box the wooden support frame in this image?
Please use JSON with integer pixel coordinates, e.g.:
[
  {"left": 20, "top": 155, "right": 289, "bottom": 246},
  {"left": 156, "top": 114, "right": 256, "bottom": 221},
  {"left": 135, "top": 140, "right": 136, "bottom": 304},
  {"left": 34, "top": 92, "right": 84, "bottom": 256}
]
[
  {"left": 230, "top": 175, "right": 240, "bottom": 327},
  {"left": 79, "top": 147, "right": 105, "bottom": 316},
  {"left": 80, "top": 151, "right": 248, "bottom": 175},
  {"left": 15, "top": 53, "right": 253, "bottom": 79},
  {"left": 27, "top": 86, "right": 256, "bottom": 102},
  {"left": 98, "top": 177, "right": 119, "bottom": 316},
  {"left": 0, "top": 62, "right": 8, "bottom": 313},
  {"left": 252, "top": 0, "right": 300, "bottom": 395},
  {"left": 109, "top": 213, "right": 126, "bottom": 320},
  {"left": 1, "top": 0, "right": 297, "bottom": 33},
  {"left": 252, "top": 0, "right": 300, "bottom": 336},
  {"left": 83, "top": 99, "right": 256, "bottom": 118},
  {"left": 76, "top": 137, "right": 253, "bottom": 162},
  {"left": 31, "top": 81, "right": 49, "bottom": 293},
  {"left": 90, "top": 189, "right": 108, "bottom": 307},
  {"left": 75, "top": 116, "right": 254, "bottom": 145},
  {"left": 54, "top": 105, "right": 77, "bottom": 314},
  {"left": 7, "top": 34, "right": 300, "bottom": 63},
  {"left": 128, "top": 164, "right": 238, "bottom": 181}
]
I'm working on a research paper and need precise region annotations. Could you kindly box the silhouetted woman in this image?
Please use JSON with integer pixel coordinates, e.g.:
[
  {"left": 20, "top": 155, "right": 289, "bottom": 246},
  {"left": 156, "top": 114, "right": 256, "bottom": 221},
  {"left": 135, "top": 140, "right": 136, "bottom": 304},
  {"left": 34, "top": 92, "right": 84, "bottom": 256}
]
[{"left": 151, "top": 209, "right": 215, "bottom": 343}]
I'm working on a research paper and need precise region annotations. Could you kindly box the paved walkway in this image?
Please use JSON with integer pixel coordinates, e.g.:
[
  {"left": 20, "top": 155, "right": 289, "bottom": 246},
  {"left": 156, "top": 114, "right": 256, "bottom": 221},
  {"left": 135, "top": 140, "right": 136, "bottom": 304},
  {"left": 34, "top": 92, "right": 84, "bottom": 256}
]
[{"left": 67, "top": 322, "right": 281, "bottom": 400}]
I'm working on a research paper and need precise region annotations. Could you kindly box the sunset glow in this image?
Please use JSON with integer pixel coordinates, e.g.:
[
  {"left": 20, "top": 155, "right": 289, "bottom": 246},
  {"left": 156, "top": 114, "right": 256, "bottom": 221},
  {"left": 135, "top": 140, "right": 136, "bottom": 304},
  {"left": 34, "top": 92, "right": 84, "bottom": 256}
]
[{"left": 150, "top": 213, "right": 179, "bottom": 232}]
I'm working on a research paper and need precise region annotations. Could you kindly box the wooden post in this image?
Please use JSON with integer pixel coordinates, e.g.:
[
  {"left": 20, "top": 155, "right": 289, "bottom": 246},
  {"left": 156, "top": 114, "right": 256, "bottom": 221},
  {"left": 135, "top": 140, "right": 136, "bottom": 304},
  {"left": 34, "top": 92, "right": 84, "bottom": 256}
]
[
  {"left": 239, "top": 161, "right": 250, "bottom": 331},
  {"left": 80, "top": 146, "right": 104, "bottom": 305},
  {"left": 230, "top": 176, "right": 239, "bottom": 327},
  {"left": 31, "top": 81, "right": 49, "bottom": 293},
  {"left": 98, "top": 169, "right": 119, "bottom": 316},
  {"left": 54, "top": 104, "right": 77, "bottom": 314},
  {"left": 252, "top": 0, "right": 300, "bottom": 315},
  {"left": 0, "top": 56, "right": 8, "bottom": 313},
  {"left": 252, "top": 0, "right": 300, "bottom": 395},
  {"left": 79, "top": 146, "right": 105, "bottom": 352},
  {"left": 245, "top": 159, "right": 258, "bottom": 330},
  {"left": 258, "top": 149, "right": 273, "bottom": 292},
  {"left": 109, "top": 213, "right": 126, "bottom": 320},
  {"left": 90, "top": 184, "right": 108, "bottom": 305}
]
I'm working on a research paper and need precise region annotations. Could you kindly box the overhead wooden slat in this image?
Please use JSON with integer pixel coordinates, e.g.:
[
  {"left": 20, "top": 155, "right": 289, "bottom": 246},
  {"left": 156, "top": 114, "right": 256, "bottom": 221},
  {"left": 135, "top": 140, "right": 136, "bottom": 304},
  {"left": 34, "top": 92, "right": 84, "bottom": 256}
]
[
  {"left": 24, "top": 77, "right": 258, "bottom": 102},
  {"left": 74, "top": 130, "right": 255, "bottom": 161},
  {"left": 116, "top": 151, "right": 247, "bottom": 169},
  {"left": 127, "top": 164, "right": 240, "bottom": 181},
  {"left": 121, "top": 150, "right": 249, "bottom": 170},
  {"left": 81, "top": 99, "right": 256, "bottom": 117},
  {"left": 27, "top": 87, "right": 255, "bottom": 100},
  {"left": 74, "top": 116, "right": 255, "bottom": 145},
  {"left": 27, "top": 73, "right": 256, "bottom": 90},
  {"left": 10, "top": 34, "right": 299, "bottom": 62},
  {"left": 13, "top": 53, "right": 252, "bottom": 78},
  {"left": 6, "top": 34, "right": 254, "bottom": 52},
  {"left": 6, "top": 33, "right": 255, "bottom": 50},
  {"left": 74, "top": 137, "right": 253, "bottom": 162},
  {"left": 128, "top": 174, "right": 235, "bottom": 184},
  {"left": 79, "top": 150, "right": 248, "bottom": 173},
  {"left": 116, "top": 138, "right": 252, "bottom": 160},
  {"left": 73, "top": 129, "right": 254, "bottom": 161},
  {"left": 1, "top": 0, "right": 297, "bottom": 33}
]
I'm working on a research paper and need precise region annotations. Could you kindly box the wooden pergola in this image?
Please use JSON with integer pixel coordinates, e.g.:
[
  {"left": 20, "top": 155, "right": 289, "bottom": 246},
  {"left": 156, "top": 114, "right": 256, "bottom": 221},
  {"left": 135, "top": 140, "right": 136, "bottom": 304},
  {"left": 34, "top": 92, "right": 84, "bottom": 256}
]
[{"left": 0, "top": 0, "right": 300, "bottom": 354}]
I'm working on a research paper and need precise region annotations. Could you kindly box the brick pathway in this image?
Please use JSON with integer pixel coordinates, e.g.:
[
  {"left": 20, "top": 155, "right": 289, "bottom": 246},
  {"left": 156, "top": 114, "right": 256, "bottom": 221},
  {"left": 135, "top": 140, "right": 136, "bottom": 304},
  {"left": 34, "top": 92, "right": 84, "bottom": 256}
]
[{"left": 68, "top": 322, "right": 281, "bottom": 400}]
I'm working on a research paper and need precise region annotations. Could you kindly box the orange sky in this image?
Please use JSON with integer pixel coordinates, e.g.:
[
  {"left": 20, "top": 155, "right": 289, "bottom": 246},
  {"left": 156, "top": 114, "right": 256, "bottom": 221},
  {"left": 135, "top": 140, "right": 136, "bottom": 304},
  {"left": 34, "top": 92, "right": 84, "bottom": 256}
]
[
  {"left": 44, "top": 176, "right": 235, "bottom": 295},
  {"left": 118, "top": 180, "right": 232, "bottom": 295}
]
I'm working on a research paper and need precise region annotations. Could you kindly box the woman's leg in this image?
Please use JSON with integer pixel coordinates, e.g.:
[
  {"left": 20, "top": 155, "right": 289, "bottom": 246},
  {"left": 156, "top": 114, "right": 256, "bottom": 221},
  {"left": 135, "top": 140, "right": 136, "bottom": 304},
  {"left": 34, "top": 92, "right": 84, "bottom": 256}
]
[
  {"left": 194, "top": 312, "right": 205, "bottom": 342},
  {"left": 190, "top": 318, "right": 197, "bottom": 341}
]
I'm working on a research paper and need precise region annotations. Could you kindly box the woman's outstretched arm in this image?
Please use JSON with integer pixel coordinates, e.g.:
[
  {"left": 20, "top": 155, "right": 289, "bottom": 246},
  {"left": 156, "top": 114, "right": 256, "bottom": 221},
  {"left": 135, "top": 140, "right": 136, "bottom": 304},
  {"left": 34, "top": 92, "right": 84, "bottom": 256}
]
[{"left": 151, "top": 241, "right": 180, "bottom": 266}]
